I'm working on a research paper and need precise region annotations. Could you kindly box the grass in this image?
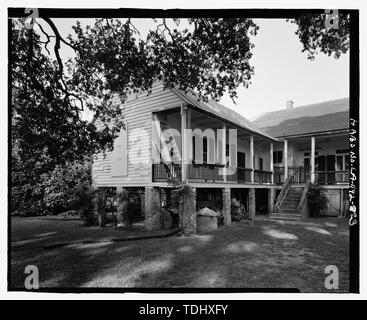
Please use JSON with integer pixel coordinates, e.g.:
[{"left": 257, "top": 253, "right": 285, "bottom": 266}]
[{"left": 10, "top": 216, "right": 349, "bottom": 292}]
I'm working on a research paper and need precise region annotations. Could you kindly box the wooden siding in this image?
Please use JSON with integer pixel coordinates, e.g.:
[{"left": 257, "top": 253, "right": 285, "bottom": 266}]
[{"left": 92, "top": 82, "right": 185, "bottom": 187}]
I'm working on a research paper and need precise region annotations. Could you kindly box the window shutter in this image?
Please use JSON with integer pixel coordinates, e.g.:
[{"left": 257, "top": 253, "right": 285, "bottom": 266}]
[
  {"left": 229, "top": 129, "right": 237, "bottom": 167},
  {"left": 111, "top": 124, "right": 128, "bottom": 176}
]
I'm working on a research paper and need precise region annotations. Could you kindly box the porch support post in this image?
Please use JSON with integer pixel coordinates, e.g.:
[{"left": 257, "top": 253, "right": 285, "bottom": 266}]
[
  {"left": 116, "top": 187, "right": 125, "bottom": 226},
  {"left": 268, "top": 188, "right": 275, "bottom": 214},
  {"left": 145, "top": 187, "right": 162, "bottom": 231},
  {"left": 180, "top": 187, "right": 197, "bottom": 235},
  {"left": 270, "top": 142, "right": 274, "bottom": 184},
  {"left": 222, "top": 123, "right": 227, "bottom": 181},
  {"left": 311, "top": 136, "right": 315, "bottom": 183},
  {"left": 222, "top": 187, "right": 231, "bottom": 225},
  {"left": 249, "top": 188, "right": 256, "bottom": 222},
  {"left": 250, "top": 135, "right": 254, "bottom": 183},
  {"left": 339, "top": 189, "right": 344, "bottom": 217},
  {"left": 181, "top": 104, "right": 188, "bottom": 182},
  {"left": 284, "top": 139, "right": 288, "bottom": 180}
]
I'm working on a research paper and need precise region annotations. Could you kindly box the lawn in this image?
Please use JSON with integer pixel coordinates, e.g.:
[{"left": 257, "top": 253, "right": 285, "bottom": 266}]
[{"left": 10, "top": 216, "right": 349, "bottom": 292}]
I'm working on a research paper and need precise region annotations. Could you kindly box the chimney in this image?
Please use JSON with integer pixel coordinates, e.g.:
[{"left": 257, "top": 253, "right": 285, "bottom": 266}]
[{"left": 286, "top": 100, "right": 294, "bottom": 110}]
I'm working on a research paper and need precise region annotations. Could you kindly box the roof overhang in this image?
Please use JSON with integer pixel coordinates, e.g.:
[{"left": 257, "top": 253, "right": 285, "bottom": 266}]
[
  {"left": 172, "top": 88, "right": 279, "bottom": 142},
  {"left": 274, "top": 129, "right": 349, "bottom": 140}
]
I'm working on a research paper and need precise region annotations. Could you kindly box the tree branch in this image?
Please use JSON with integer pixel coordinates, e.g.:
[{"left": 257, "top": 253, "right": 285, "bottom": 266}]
[{"left": 40, "top": 18, "right": 84, "bottom": 111}]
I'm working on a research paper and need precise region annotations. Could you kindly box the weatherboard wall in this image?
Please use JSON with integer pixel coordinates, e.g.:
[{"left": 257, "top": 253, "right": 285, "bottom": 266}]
[{"left": 92, "top": 82, "right": 185, "bottom": 187}]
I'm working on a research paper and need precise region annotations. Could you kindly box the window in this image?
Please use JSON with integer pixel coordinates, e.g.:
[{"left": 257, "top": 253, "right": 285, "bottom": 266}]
[
  {"left": 273, "top": 151, "right": 283, "bottom": 164},
  {"left": 336, "top": 153, "right": 349, "bottom": 171},
  {"left": 192, "top": 136, "right": 196, "bottom": 162},
  {"left": 237, "top": 152, "right": 246, "bottom": 168},
  {"left": 259, "top": 158, "right": 264, "bottom": 171},
  {"left": 304, "top": 152, "right": 319, "bottom": 169},
  {"left": 203, "top": 137, "right": 208, "bottom": 164}
]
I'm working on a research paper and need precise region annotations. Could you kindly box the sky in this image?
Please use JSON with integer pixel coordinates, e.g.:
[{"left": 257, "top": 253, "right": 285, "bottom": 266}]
[{"left": 43, "top": 18, "right": 349, "bottom": 121}]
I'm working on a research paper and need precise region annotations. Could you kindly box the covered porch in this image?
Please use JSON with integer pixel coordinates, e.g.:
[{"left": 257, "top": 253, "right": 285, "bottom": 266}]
[
  {"left": 273, "top": 133, "right": 349, "bottom": 185},
  {"left": 152, "top": 105, "right": 276, "bottom": 185}
]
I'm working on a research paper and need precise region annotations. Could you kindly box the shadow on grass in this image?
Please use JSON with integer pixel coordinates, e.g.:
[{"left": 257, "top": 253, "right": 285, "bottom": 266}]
[{"left": 10, "top": 218, "right": 349, "bottom": 292}]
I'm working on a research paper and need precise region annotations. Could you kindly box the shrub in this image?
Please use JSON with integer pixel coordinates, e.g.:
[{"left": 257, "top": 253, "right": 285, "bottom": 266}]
[
  {"left": 307, "top": 185, "right": 329, "bottom": 217},
  {"left": 42, "top": 160, "right": 93, "bottom": 215},
  {"left": 231, "top": 198, "right": 249, "bottom": 222},
  {"left": 11, "top": 156, "right": 47, "bottom": 216}
]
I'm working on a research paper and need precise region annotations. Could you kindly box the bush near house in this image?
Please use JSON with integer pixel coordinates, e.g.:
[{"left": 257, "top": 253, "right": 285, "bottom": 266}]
[
  {"left": 307, "top": 184, "right": 329, "bottom": 217},
  {"left": 11, "top": 159, "right": 93, "bottom": 216}
]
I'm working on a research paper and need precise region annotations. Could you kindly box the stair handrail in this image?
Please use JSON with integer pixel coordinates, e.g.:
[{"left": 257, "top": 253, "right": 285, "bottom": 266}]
[
  {"left": 297, "top": 178, "right": 311, "bottom": 212},
  {"left": 274, "top": 173, "right": 295, "bottom": 212}
]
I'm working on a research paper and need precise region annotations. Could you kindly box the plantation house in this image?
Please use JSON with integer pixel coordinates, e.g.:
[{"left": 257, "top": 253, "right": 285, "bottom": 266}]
[{"left": 92, "top": 82, "right": 349, "bottom": 233}]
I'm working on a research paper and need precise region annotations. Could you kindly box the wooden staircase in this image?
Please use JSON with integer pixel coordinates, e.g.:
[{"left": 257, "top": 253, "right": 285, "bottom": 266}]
[
  {"left": 270, "top": 175, "right": 310, "bottom": 221},
  {"left": 270, "top": 187, "right": 303, "bottom": 221}
]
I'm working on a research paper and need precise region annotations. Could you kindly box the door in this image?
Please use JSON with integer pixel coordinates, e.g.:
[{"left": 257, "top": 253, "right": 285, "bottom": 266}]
[
  {"left": 317, "top": 155, "right": 326, "bottom": 184},
  {"left": 326, "top": 155, "right": 336, "bottom": 184},
  {"left": 336, "top": 153, "right": 349, "bottom": 183}
]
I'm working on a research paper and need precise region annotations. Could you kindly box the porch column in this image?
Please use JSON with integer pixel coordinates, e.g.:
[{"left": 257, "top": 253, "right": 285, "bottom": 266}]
[
  {"left": 222, "top": 123, "right": 227, "bottom": 182},
  {"left": 249, "top": 188, "right": 256, "bottom": 223},
  {"left": 270, "top": 142, "right": 274, "bottom": 184},
  {"left": 284, "top": 139, "right": 288, "bottom": 180},
  {"left": 116, "top": 186, "right": 124, "bottom": 226},
  {"left": 310, "top": 136, "right": 315, "bottom": 183},
  {"left": 145, "top": 187, "right": 162, "bottom": 231},
  {"left": 222, "top": 187, "right": 231, "bottom": 225},
  {"left": 180, "top": 186, "right": 197, "bottom": 235},
  {"left": 268, "top": 188, "right": 275, "bottom": 214},
  {"left": 181, "top": 104, "right": 188, "bottom": 182},
  {"left": 250, "top": 135, "right": 254, "bottom": 183}
]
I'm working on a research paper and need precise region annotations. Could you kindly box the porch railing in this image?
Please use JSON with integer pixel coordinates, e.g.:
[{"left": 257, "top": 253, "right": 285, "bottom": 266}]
[
  {"left": 152, "top": 163, "right": 182, "bottom": 181},
  {"left": 315, "top": 170, "right": 349, "bottom": 185},
  {"left": 254, "top": 170, "right": 272, "bottom": 184},
  {"left": 237, "top": 167, "right": 253, "bottom": 183},
  {"left": 188, "top": 164, "right": 224, "bottom": 182},
  {"left": 289, "top": 166, "right": 310, "bottom": 184},
  {"left": 274, "top": 165, "right": 349, "bottom": 185},
  {"left": 152, "top": 163, "right": 271, "bottom": 184}
]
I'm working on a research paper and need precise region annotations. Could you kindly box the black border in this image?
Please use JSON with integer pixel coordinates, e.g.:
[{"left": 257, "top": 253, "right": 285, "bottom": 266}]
[
  {"left": 348, "top": 10, "right": 359, "bottom": 294},
  {"left": 8, "top": 7, "right": 359, "bottom": 294}
]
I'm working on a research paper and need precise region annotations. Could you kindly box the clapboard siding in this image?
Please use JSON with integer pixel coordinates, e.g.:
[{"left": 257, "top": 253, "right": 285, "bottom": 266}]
[{"left": 92, "top": 82, "right": 185, "bottom": 187}]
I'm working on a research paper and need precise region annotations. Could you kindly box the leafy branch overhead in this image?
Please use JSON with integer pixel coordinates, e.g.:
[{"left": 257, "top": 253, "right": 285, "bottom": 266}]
[
  {"left": 289, "top": 13, "right": 350, "bottom": 60},
  {"left": 67, "top": 18, "right": 259, "bottom": 104}
]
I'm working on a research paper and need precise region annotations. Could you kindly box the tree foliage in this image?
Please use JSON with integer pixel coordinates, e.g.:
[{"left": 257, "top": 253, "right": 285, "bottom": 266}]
[
  {"left": 11, "top": 19, "right": 118, "bottom": 173},
  {"left": 289, "top": 13, "right": 350, "bottom": 60}
]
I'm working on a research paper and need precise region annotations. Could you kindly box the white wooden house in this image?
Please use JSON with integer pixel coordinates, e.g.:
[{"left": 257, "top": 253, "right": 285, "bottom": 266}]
[{"left": 92, "top": 82, "right": 349, "bottom": 232}]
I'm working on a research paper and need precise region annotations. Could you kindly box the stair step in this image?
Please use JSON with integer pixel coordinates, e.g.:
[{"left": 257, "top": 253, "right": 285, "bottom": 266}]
[
  {"left": 282, "top": 204, "right": 299, "bottom": 208},
  {"left": 278, "top": 208, "right": 299, "bottom": 213},
  {"left": 269, "top": 213, "right": 301, "bottom": 221},
  {"left": 280, "top": 208, "right": 298, "bottom": 212},
  {"left": 281, "top": 204, "right": 299, "bottom": 209},
  {"left": 282, "top": 200, "right": 300, "bottom": 204}
]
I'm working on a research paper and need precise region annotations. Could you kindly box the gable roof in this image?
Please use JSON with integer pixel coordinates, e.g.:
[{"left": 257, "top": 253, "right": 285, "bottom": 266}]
[
  {"left": 253, "top": 98, "right": 349, "bottom": 138},
  {"left": 172, "top": 88, "right": 277, "bottom": 141}
]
